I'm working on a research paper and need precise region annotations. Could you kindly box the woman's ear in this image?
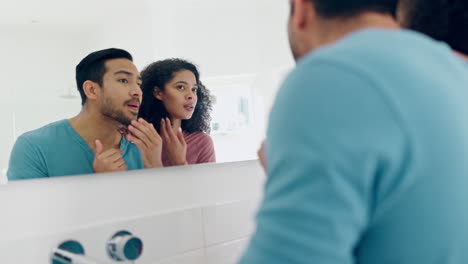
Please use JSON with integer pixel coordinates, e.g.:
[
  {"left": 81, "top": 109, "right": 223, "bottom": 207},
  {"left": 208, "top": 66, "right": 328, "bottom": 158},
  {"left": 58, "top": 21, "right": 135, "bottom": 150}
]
[
  {"left": 83, "top": 80, "right": 99, "bottom": 102},
  {"left": 153, "top": 86, "right": 163, "bottom": 100}
]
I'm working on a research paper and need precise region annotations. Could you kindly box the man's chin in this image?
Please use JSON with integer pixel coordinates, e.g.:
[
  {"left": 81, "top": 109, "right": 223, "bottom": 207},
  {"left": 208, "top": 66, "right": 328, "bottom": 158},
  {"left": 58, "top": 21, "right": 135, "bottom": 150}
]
[
  {"left": 122, "top": 113, "right": 139, "bottom": 125},
  {"left": 101, "top": 109, "right": 134, "bottom": 127},
  {"left": 113, "top": 116, "right": 133, "bottom": 127}
]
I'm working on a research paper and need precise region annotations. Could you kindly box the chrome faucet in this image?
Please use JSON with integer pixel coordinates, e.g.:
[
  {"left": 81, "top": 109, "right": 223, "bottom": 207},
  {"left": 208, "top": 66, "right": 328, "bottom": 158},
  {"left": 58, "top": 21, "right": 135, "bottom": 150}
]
[
  {"left": 50, "top": 240, "right": 103, "bottom": 264},
  {"left": 50, "top": 231, "right": 143, "bottom": 264},
  {"left": 106, "top": 230, "right": 143, "bottom": 262}
]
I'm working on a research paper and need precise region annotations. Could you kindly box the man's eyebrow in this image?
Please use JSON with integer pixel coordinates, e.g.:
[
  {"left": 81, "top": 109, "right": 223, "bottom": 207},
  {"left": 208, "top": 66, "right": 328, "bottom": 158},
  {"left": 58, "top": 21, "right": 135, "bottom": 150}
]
[{"left": 114, "top": 71, "right": 142, "bottom": 82}]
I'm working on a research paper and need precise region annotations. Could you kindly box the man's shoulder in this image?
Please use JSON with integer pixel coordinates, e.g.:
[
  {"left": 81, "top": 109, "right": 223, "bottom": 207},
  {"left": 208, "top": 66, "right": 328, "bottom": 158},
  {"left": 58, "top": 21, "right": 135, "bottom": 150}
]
[
  {"left": 8, "top": 120, "right": 70, "bottom": 180},
  {"left": 303, "top": 29, "right": 443, "bottom": 65},
  {"left": 18, "top": 119, "right": 70, "bottom": 144},
  {"left": 290, "top": 29, "right": 460, "bottom": 87}
]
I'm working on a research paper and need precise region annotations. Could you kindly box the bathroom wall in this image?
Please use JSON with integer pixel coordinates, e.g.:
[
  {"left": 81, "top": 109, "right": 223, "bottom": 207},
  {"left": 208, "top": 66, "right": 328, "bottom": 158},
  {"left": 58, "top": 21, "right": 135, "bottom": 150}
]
[{"left": 0, "top": 160, "right": 265, "bottom": 263}]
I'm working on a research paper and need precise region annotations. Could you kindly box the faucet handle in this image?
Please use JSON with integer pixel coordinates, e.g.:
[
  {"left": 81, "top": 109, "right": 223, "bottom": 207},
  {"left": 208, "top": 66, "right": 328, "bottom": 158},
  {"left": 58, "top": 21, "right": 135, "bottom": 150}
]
[
  {"left": 51, "top": 240, "right": 101, "bottom": 264},
  {"left": 106, "top": 230, "right": 143, "bottom": 262}
]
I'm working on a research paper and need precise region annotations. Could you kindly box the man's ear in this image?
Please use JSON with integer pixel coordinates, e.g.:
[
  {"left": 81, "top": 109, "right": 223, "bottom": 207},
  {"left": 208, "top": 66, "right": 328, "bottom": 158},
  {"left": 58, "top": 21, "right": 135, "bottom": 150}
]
[
  {"left": 83, "top": 80, "right": 100, "bottom": 101},
  {"left": 395, "top": 0, "right": 410, "bottom": 27},
  {"left": 292, "top": 0, "right": 314, "bottom": 31},
  {"left": 153, "top": 86, "right": 163, "bottom": 100}
]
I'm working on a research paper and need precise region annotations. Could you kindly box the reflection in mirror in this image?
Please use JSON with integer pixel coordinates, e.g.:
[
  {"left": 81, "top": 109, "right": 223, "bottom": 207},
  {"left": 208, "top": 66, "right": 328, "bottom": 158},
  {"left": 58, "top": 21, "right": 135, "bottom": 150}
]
[
  {"left": 139, "top": 58, "right": 216, "bottom": 166},
  {"left": 0, "top": 0, "right": 294, "bottom": 182}
]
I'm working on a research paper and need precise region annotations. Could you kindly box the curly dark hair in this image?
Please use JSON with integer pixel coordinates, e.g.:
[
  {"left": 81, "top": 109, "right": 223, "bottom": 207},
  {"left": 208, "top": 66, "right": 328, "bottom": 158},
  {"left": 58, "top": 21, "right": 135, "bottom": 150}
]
[
  {"left": 298, "top": 0, "right": 397, "bottom": 18},
  {"left": 139, "top": 58, "right": 212, "bottom": 133},
  {"left": 400, "top": 0, "right": 468, "bottom": 55}
]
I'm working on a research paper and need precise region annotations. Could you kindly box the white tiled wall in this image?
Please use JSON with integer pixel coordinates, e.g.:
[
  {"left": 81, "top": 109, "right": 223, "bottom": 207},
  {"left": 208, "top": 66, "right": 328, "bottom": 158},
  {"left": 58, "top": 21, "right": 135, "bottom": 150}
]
[
  {"left": 156, "top": 249, "right": 206, "bottom": 264},
  {"left": 0, "top": 201, "right": 260, "bottom": 264},
  {"left": 205, "top": 239, "right": 250, "bottom": 264},
  {"left": 202, "top": 200, "right": 259, "bottom": 247},
  {"left": 0, "top": 160, "right": 265, "bottom": 264}
]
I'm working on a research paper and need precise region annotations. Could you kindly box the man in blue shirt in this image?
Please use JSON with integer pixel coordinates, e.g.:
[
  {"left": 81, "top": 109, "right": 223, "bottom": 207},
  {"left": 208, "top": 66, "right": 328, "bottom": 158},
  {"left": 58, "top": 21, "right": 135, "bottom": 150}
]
[
  {"left": 241, "top": 0, "right": 468, "bottom": 263},
  {"left": 398, "top": 0, "right": 468, "bottom": 60},
  {"left": 8, "top": 48, "right": 163, "bottom": 180}
]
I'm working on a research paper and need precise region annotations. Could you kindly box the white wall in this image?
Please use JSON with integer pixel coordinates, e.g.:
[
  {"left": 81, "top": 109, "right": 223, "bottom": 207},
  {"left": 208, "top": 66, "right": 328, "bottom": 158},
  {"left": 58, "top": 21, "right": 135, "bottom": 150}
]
[
  {"left": 147, "top": 0, "right": 293, "bottom": 76},
  {"left": 0, "top": 160, "right": 265, "bottom": 264},
  {"left": 0, "top": 25, "right": 91, "bottom": 175}
]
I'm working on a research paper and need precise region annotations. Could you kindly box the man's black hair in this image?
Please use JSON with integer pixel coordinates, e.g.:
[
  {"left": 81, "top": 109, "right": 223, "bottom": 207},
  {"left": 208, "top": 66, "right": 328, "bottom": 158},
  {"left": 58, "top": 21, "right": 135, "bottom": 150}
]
[
  {"left": 75, "top": 48, "right": 133, "bottom": 105},
  {"left": 296, "top": 0, "right": 397, "bottom": 18},
  {"left": 401, "top": 0, "right": 468, "bottom": 55}
]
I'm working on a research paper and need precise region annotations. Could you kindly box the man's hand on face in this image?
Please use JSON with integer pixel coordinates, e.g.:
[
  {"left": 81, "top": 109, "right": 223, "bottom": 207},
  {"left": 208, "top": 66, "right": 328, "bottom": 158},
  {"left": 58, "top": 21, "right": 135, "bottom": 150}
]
[
  {"left": 93, "top": 139, "right": 128, "bottom": 173},
  {"left": 126, "top": 118, "right": 163, "bottom": 168}
]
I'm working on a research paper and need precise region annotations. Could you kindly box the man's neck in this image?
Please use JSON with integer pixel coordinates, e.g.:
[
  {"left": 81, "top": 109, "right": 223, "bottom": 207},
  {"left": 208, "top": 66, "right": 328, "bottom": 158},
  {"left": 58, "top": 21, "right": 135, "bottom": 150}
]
[
  {"left": 69, "top": 108, "right": 123, "bottom": 153},
  {"left": 310, "top": 12, "right": 400, "bottom": 53},
  {"left": 455, "top": 50, "right": 468, "bottom": 61}
]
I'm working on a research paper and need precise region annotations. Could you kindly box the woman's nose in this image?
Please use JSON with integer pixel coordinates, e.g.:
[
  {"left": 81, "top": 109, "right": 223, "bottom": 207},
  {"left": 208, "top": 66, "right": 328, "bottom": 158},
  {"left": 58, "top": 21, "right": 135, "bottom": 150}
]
[{"left": 186, "top": 91, "right": 195, "bottom": 100}]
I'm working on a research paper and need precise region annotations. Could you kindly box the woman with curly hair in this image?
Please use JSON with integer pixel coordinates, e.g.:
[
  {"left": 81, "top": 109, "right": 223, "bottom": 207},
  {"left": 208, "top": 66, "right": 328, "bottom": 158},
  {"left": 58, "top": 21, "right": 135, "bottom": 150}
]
[{"left": 138, "top": 58, "right": 215, "bottom": 166}]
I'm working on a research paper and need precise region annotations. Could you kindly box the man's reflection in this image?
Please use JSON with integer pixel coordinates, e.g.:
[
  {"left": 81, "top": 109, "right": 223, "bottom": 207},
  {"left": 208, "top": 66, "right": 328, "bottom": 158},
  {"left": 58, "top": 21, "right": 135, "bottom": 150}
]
[{"left": 7, "top": 48, "right": 163, "bottom": 180}]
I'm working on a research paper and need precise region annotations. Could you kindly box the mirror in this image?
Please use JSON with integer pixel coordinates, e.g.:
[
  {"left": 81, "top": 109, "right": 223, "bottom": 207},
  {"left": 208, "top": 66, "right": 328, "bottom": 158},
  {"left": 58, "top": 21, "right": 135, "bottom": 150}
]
[{"left": 0, "top": 0, "right": 294, "bottom": 181}]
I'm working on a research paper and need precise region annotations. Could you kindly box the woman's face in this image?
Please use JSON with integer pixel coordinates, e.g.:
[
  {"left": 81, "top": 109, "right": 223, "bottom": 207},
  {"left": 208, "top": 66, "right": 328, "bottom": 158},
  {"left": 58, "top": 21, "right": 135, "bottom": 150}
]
[{"left": 154, "top": 70, "right": 198, "bottom": 120}]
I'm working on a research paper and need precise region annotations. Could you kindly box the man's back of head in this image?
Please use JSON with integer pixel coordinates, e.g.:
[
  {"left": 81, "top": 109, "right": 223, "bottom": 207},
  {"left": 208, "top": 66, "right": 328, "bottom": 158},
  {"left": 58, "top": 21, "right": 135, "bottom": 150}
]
[
  {"left": 306, "top": 0, "right": 397, "bottom": 18},
  {"left": 398, "top": 0, "right": 468, "bottom": 57},
  {"left": 287, "top": 0, "right": 399, "bottom": 60}
]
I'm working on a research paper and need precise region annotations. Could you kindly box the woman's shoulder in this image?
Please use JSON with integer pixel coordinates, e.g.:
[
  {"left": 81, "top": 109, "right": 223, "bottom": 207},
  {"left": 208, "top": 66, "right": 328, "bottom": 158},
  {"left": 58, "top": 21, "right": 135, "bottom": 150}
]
[
  {"left": 184, "top": 131, "right": 216, "bottom": 163},
  {"left": 184, "top": 131, "right": 213, "bottom": 144}
]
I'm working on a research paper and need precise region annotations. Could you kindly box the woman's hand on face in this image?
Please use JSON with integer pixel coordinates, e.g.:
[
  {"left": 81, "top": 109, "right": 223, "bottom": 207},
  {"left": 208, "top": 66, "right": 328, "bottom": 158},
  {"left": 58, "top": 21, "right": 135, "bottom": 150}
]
[
  {"left": 160, "top": 117, "right": 187, "bottom": 166},
  {"left": 126, "top": 118, "right": 163, "bottom": 168}
]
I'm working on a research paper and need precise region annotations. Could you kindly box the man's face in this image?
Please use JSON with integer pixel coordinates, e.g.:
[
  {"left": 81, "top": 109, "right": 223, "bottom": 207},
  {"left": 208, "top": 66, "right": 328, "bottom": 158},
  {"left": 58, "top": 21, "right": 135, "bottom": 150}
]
[{"left": 98, "top": 58, "right": 142, "bottom": 126}]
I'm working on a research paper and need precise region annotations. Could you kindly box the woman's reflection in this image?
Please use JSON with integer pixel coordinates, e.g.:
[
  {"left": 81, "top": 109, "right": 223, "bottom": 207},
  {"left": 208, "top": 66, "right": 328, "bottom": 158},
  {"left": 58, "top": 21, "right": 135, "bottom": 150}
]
[{"left": 138, "top": 59, "right": 216, "bottom": 166}]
